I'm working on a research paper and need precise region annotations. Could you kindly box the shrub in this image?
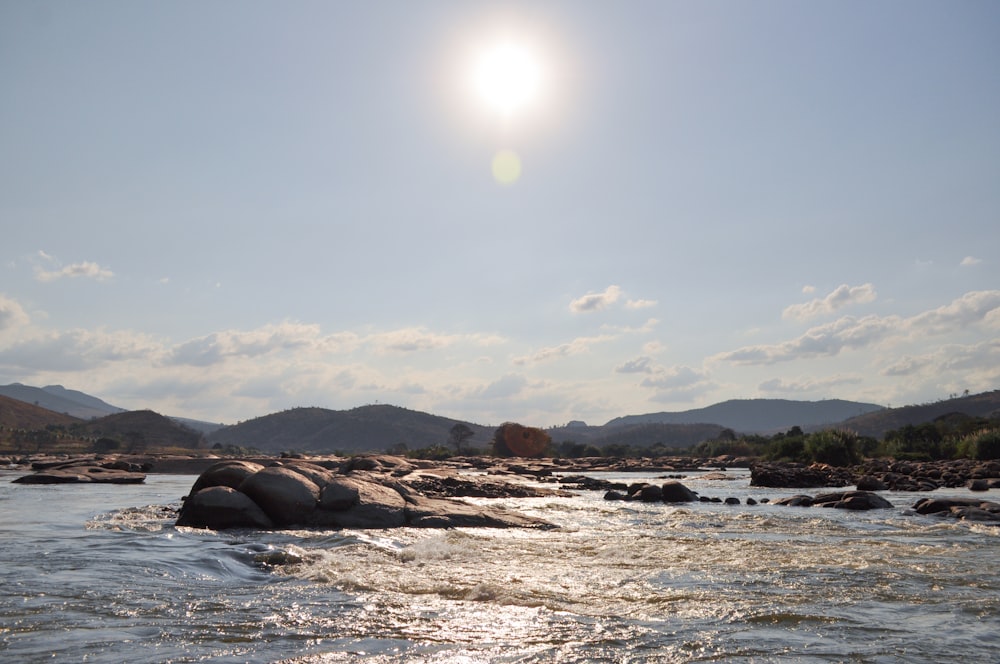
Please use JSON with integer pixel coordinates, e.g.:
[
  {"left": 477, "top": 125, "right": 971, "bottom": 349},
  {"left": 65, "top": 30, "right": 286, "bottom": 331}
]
[
  {"left": 767, "top": 436, "right": 806, "bottom": 462},
  {"left": 804, "top": 430, "right": 862, "bottom": 467},
  {"left": 958, "top": 429, "right": 1000, "bottom": 460}
]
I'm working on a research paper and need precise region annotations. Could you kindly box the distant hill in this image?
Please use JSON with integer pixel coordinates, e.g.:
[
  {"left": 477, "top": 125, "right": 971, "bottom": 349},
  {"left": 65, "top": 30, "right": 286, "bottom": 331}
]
[
  {"left": 0, "top": 383, "right": 224, "bottom": 434},
  {"left": 75, "top": 410, "right": 205, "bottom": 450},
  {"left": 839, "top": 390, "right": 1000, "bottom": 438},
  {"left": 168, "top": 416, "right": 226, "bottom": 435},
  {"left": 547, "top": 421, "right": 728, "bottom": 449},
  {"left": 0, "top": 383, "right": 125, "bottom": 419},
  {"left": 207, "top": 404, "right": 494, "bottom": 454},
  {"left": 0, "top": 394, "right": 82, "bottom": 430},
  {"left": 605, "top": 399, "right": 884, "bottom": 433}
]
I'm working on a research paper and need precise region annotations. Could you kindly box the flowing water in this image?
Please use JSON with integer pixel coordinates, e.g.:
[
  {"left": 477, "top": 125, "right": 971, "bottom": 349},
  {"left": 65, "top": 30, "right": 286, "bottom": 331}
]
[{"left": 1, "top": 470, "right": 997, "bottom": 663}]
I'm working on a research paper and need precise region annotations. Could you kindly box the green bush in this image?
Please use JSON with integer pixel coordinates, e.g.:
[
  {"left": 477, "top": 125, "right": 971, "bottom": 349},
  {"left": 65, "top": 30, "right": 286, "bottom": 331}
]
[
  {"left": 767, "top": 436, "right": 806, "bottom": 462},
  {"left": 958, "top": 429, "right": 1000, "bottom": 460},
  {"left": 804, "top": 430, "right": 862, "bottom": 467}
]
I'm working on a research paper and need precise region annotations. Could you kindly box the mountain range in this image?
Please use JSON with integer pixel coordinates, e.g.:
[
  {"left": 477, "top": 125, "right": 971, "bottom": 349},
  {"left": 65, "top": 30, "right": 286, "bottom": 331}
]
[
  {"left": 2, "top": 382, "right": 998, "bottom": 454},
  {"left": 0, "top": 383, "right": 126, "bottom": 420}
]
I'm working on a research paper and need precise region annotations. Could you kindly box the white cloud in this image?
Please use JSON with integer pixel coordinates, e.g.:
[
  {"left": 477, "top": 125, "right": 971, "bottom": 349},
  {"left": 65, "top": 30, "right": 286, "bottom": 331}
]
[
  {"left": 470, "top": 373, "right": 528, "bottom": 400},
  {"left": 615, "top": 356, "right": 654, "bottom": 374},
  {"left": 625, "top": 298, "right": 657, "bottom": 310},
  {"left": 35, "top": 260, "right": 114, "bottom": 283},
  {"left": 716, "top": 290, "right": 1000, "bottom": 366},
  {"left": 640, "top": 365, "right": 709, "bottom": 390},
  {"left": 166, "top": 322, "right": 324, "bottom": 366},
  {"left": 758, "top": 375, "right": 862, "bottom": 394},
  {"left": 569, "top": 285, "right": 621, "bottom": 313},
  {"left": 0, "top": 328, "right": 160, "bottom": 373},
  {"left": 880, "top": 356, "right": 932, "bottom": 377},
  {"left": 369, "top": 327, "right": 503, "bottom": 354},
  {"left": 642, "top": 340, "right": 666, "bottom": 354},
  {"left": 513, "top": 333, "right": 615, "bottom": 365},
  {"left": 782, "top": 283, "right": 877, "bottom": 321},
  {"left": 714, "top": 314, "right": 898, "bottom": 365},
  {"left": 802, "top": 285, "right": 817, "bottom": 294},
  {"left": 874, "top": 340, "right": 1000, "bottom": 395},
  {"left": 623, "top": 360, "right": 717, "bottom": 404},
  {"left": 960, "top": 256, "right": 982, "bottom": 267},
  {"left": 0, "top": 294, "right": 29, "bottom": 332},
  {"left": 904, "top": 290, "right": 1000, "bottom": 337}
]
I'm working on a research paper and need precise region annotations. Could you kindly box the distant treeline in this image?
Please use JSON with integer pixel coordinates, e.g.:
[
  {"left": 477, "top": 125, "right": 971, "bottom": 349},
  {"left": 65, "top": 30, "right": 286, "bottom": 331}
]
[{"left": 401, "top": 412, "right": 1000, "bottom": 466}]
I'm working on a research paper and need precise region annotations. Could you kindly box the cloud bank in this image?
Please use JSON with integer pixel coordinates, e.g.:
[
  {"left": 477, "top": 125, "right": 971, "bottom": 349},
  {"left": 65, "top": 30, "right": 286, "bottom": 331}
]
[{"left": 783, "top": 283, "right": 877, "bottom": 321}]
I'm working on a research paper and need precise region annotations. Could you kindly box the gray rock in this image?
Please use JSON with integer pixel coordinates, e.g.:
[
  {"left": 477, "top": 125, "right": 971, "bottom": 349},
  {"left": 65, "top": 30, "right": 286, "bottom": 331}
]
[
  {"left": 190, "top": 460, "right": 265, "bottom": 493},
  {"left": 773, "top": 495, "right": 814, "bottom": 507},
  {"left": 638, "top": 484, "right": 663, "bottom": 502},
  {"left": 660, "top": 480, "right": 698, "bottom": 503},
  {"left": 281, "top": 461, "right": 340, "bottom": 489},
  {"left": 318, "top": 477, "right": 362, "bottom": 511},
  {"left": 309, "top": 480, "right": 407, "bottom": 528},
  {"left": 177, "top": 486, "right": 274, "bottom": 529},
  {"left": 812, "top": 491, "right": 893, "bottom": 510},
  {"left": 13, "top": 465, "right": 146, "bottom": 484},
  {"left": 404, "top": 494, "right": 555, "bottom": 529},
  {"left": 239, "top": 466, "right": 320, "bottom": 526}
]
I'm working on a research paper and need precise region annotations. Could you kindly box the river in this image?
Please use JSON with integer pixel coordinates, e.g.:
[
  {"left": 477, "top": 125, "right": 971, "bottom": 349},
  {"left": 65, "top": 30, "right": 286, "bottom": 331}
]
[{"left": 1, "top": 469, "right": 997, "bottom": 662}]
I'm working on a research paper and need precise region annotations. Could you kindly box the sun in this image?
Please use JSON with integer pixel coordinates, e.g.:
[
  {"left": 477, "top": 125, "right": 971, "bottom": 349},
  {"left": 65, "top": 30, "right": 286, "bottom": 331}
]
[{"left": 471, "top": 41, "right": 543, "bottom": 116}]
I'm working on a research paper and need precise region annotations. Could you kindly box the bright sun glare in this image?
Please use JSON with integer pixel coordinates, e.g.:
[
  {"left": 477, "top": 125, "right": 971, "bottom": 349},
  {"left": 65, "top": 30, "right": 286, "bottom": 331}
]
[{"left": 472, "top": 41, "right": 543, "bottom": 116}]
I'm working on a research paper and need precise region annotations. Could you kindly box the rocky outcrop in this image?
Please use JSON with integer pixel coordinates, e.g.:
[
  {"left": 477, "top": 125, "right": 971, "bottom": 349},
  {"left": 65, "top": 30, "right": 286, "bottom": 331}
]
[
  {"left": 751, "top": 459, "right": 1000, "bottom": 493},
  {"left": 13, "top": 458, "right": 146, "bottom": 484},
  {"left": 772, "top": 491, "right": 893, "bottom": 510},
  {"left": 911, "top": 497, "right": 1000, "bottom": 523},
  {"left": 812, "top": 491, "right": 894, "bottom": 510},
  {"left": 176, "top": 459, "right": 555, "bottom": 530},
  {"left": 750, "top": 462, "right": 854, "bottom": 489},
  {"left": 602, "top": 480, "right": 698, "bottom": 503}
]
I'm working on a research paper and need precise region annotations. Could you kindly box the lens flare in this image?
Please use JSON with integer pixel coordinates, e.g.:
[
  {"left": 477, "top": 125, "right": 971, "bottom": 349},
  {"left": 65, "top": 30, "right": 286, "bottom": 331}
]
[{"left": 491, "top": 149, "right": 522, "bottom": 185}]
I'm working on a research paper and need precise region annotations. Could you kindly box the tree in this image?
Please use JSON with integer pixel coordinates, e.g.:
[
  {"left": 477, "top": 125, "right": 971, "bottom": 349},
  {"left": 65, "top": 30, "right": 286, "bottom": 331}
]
[
  {"left": 492, "top": 422, "right": 552, "bottom": 458},
  {"left": 448, "top": 423, "right": 475, "bottom": 455}
]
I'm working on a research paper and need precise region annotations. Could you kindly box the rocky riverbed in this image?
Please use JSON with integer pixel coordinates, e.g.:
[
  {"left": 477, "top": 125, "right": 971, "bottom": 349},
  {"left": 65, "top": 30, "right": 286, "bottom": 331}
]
[{"left": 7, "top": 452, "right": 999, "bottom": 526}]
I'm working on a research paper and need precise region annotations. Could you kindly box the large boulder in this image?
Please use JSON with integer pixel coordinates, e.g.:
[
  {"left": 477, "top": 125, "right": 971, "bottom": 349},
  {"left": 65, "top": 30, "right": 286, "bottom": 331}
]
[
  {"left": 812, "top": 491, "right": 894, "bottom": 510},
  {"left": 318, "top": 476, "right": 362, "bottom": 511},
  {"left": 281, "top": 461, "right": 340, "bottom": 489},
  {"left": 177, "top": 486, "right": 274, "bottom": 529},
  {"left": 238, "top": 466, "right": 321, "bottom": 526},
  {"left": 912, "top": 497, "right": 1000, "bottom": 523},
  {"left": 306, "top": 478, "right": 406, "bottom": 528},
  {"left": 190, "top": 460, "right": 265, "bottom": 493},
  {"left": 660, "top": 480, "right": 698, "bottom": 502}
]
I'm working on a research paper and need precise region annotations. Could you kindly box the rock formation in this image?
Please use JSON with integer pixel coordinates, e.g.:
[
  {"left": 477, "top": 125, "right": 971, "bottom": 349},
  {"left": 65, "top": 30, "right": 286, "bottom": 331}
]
[
  {"left": 176, "top": 456, "right": 556, "bottom": 530},
  {"left": 12, "top": 458, "right": 147, "bottom": 484}
]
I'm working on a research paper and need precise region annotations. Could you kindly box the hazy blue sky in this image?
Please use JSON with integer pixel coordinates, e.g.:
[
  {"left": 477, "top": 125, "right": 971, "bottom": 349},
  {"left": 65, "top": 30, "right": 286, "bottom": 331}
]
[{"left": 2, "top": 1, "right": 998, "bottom": 426}]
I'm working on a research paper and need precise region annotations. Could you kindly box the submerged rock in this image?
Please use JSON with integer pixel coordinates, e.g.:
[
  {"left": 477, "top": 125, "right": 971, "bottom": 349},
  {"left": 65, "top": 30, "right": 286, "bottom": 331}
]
[{"left": 176, "top": 460, "right": 555, "bottom": 531}]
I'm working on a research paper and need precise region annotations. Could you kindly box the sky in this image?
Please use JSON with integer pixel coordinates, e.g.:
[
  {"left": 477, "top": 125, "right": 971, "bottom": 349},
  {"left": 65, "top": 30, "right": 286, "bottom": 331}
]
[{"left": 2, "top": 1, "right": 999, "bottom": 428}]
